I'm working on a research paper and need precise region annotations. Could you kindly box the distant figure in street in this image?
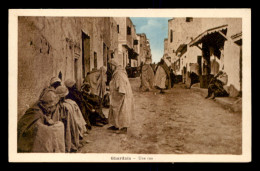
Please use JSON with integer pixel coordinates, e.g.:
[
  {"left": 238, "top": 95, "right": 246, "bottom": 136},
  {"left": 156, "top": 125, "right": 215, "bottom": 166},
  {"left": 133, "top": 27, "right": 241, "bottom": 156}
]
[
  {"left": 18, "top": 90, "right": 65, "bottom": 153},
  {"left": 55, "top": 86, "right": 87, "bottom": 152},
  {"left": 170, "top": 68, "right": 175, "bottom": 88},
  {"left": 205, "top": 70, "right": 229, "bottom": 99},
  {"left": 107, "top": 59, "right": 134, "bottom": 134},
  {"left": 154, "top": 57, "right": 172, "bottom": 93},
  {"left": 140, "top": 60, "right": 154, "bottom": 91}
]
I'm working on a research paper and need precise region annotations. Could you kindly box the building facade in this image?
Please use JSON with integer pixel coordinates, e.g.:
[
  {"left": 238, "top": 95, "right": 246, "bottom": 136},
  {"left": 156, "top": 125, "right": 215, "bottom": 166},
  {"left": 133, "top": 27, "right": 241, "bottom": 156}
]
[
  {"left": 165, "top": 17, "right": 242, "bottom": 97},
  {"left": 18, "top": 17, "right": 118, "bottom": 118},
  {"left": 114, "top": 17, "right": 139, "bottom": 68},
  {"left": 136, "top": 33, "right": 152, "bottom": 64}
]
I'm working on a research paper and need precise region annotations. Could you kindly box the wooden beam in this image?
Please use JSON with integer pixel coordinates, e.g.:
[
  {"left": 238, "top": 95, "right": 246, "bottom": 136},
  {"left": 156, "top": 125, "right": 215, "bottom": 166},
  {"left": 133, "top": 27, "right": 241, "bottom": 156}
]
[
  {"left": 195, "top": 44, "right": 202, "bottom": 51},
  {"left": 218, "top": 31, "right": 228, "bottom": 40}
]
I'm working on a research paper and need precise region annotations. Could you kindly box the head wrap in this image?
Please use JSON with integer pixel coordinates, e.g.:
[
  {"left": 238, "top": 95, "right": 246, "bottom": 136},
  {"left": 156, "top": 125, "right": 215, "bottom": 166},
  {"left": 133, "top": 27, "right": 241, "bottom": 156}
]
[
  {"left": 50, "top": 77, "right": 61, "bottom": 86},
  {"left": 55, "top": 86, "right": 69, "bottom": 98},
  {"left": 108, "top": 58, "right": 119, "bottom": 67},
  {"left": 100, "top": 66, "right": 107, "bottom": 72},
  {"left": 92, "top": 68, "right": 98, "bottom": 72},
  {"left": 145, "top": 60, "right": 150, "bottom": 64},
  {"left": 64, "top": 79, "right": 76, "bottom": 88},
  {"left": 39, "top": 90, "right": 59, "bottom": 107}
]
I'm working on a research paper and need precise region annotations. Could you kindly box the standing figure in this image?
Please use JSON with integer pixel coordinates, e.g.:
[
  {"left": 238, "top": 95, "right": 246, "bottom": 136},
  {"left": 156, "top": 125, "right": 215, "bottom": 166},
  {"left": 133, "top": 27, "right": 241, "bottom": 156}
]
[
  {"left": 170, "top": 68, "right": 175, "bottom": 88},
  {"left": 140, "top": 61, "right": 154, "bottom": 91},
  {"left": 84, "top": 66, "right": 107, "bottom": 105},
  {"left": 154, "top": 58, "right": 172, "bottom": 93},
  {"left": 107, "top": 59, "right": 134, "bottom": 134}
]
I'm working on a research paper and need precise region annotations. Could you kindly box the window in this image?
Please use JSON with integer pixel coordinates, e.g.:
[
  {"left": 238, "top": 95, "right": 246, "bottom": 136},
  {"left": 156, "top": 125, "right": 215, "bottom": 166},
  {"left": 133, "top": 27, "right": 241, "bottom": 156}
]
[
  {"left": 103, "top": 43, "right": 107, "bottom": 66},
  {"left": 94, "top": 52, "right": 97, "bottom": 70},
  {"left": 170, "top": 30, "right": 173, "bottom": 43},
  {"left": 127, "top": 26, "right": 131, "bottom": 35},
  {"left": 117, "top": 25, "right": 119, "bottom": 33},
  {"left": 186, "top": 17, "right": 193, "bottom": 22},
  {"left": 134, "top": 39, "right": 138, "bottom": 45},
  {"left": 140, "top": 44, "right": 142, "bottom": 47}
]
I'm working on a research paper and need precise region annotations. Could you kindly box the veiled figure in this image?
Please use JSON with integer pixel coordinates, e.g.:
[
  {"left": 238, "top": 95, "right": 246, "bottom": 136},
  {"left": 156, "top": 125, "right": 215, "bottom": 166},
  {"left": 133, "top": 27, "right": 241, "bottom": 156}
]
[
  {"left": 18, "top": 90, "right": 65, "bottom": 153},
  {"left": 154, "top": 58, "right": 172, "bottom": 93},
  {"left": 140, "top": 62, "right": 155, "bottom": 91},
  {"left": 55, "top": 86, "right": 87, "bottom": 152},
  {"left": 84, "top": 66, "right": 107, "bottom": 99}
]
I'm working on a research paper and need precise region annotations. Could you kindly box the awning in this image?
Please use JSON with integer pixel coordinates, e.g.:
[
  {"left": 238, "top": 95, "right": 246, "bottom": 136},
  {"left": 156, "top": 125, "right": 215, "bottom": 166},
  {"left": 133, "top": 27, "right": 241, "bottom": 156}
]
[
  {"left": 123, "top": 44, "right": 139, "bottom": 60},
  {"left": 189, "top": 24, "right": 228, "bottom": 47},
  {"left": 128, "top": 48, "right": 138, "bottom": 60},
  {"left": 231, "top": 32, "right": 242, "bottom": 45}
]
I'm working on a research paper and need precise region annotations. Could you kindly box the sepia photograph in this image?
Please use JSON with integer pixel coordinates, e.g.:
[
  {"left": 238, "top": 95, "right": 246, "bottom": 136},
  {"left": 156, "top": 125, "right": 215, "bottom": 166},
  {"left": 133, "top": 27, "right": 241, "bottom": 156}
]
[{"left": 8, "top": 9, "right": 251, "bottom": 162}]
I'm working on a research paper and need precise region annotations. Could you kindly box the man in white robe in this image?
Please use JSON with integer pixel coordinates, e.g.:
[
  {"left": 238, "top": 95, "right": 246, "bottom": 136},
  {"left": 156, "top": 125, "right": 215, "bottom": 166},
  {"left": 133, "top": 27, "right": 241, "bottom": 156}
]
[
  {"left": 107, "top": 59, "right": 134, "bottom": 134},
  {"left": 154, "top": 57, "right": 172, "bottom": 93}
]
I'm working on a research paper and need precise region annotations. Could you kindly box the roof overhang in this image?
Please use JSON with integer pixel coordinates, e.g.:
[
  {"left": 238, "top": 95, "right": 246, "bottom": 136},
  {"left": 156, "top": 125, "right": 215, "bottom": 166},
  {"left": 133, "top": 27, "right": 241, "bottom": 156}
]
[
  {"left": 176, "top": 44, "right": 187, "bottom": 56},
  {"left": 189, "top": 25, "right": 228, "bottom": 47},
  {"left": 128, "top": 48, "right": 138, "bottom": 60},
  {"left": 231, "top": 32, "right": 242, "bottom": 46}
]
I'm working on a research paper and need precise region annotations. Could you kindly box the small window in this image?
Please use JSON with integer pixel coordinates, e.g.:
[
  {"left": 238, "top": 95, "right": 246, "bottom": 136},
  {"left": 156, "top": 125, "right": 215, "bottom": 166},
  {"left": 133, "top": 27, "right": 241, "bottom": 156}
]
[
  {"left": 134, "top": 39, "right": 138, "bottom": 45},
  {"left": 127, "top": 26, "right": 131, "bottom": 35},
  {"left": 140, "top": 44, "right": 142, "bottom": 47},
  {"left": 170, "top": 30, "right": 173, "bottom": 43},
  {"left": 117, "top": 25, "right": 119, "bottom": 33},
  {"left": 186, "top": 17, "right": 193, "bottom": 22}
]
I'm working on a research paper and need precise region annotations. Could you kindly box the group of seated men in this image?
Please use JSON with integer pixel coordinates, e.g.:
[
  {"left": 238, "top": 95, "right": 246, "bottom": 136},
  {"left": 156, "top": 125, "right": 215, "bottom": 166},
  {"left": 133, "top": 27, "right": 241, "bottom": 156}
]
[{"left": 18, "top": 67, "right": 109, "bottom": 153}]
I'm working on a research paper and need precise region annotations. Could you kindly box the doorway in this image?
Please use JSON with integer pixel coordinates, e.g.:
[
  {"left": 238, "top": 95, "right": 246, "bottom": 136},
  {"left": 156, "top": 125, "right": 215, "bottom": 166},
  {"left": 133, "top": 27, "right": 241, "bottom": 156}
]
[
  {"left": 82, "top": 32, "right": 90, "bottom": 78},
  {"left": 103, "top": 43, "right": 107, "bottom": 67},
  {"left": 74, "top": 58, "right": 79, "bottom": 87},
  {"left": 94, "top": 52, "right": 97, "bottom": 70},
  {"left": 197, "top": 56, "right": 202, "bottom": 75}
]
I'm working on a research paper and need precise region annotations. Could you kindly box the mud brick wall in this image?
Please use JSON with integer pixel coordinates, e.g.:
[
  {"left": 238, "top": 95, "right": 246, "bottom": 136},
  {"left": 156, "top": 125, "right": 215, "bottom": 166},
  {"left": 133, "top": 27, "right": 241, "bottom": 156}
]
[{"left": 18, "top": 17, "right": 118, "bottom": 119}]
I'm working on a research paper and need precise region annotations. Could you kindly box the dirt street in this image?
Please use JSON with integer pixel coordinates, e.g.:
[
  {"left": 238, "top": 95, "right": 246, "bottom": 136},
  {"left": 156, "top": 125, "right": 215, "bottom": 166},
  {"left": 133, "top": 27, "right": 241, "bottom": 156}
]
[{"left": 78, "top": 77, "right": 242, "bottom": 154}]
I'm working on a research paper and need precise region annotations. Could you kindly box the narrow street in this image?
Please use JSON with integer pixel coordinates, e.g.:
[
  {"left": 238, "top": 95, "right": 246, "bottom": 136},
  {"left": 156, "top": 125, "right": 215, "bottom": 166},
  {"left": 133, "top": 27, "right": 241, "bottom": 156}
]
[{"left": 78, "top": 77, "right": 242, "bottom": 154}]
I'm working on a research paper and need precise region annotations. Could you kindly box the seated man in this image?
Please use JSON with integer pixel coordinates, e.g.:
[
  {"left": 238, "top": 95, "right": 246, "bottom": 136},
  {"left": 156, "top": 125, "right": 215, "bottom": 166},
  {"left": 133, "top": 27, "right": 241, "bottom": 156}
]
[
  {"left": 18, "top": 90, "right": 65, "bottom": 153},
  {"left": 205, "top": 71, "right": 229, "bottom": 99},
  {"left": 64, "top": 79, "right": 92, "bottom": 130},
  {"left": 55, "top": 86, "right": 88, "bottom": 152},
  {"left": 39, "top": 77, "right": 62, "bottom": 99},
  {"left": 81, "top": 82, "right": 108, "bottom": 126}
]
